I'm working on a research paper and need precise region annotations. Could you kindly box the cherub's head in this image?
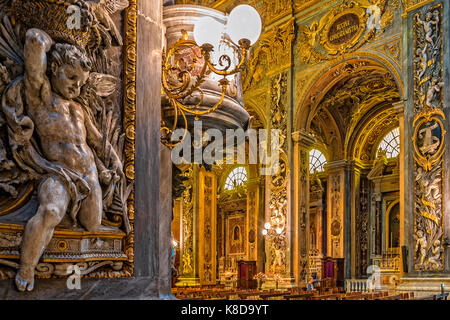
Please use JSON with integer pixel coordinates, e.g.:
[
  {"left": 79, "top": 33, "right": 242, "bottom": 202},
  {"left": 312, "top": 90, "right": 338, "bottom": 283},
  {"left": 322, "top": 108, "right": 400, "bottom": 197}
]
[
  {"left": 425, "top": 12, "right": 432, "bottom": 21},
  {"left": 417, "top": 230, "right": 424, "bottom": 238},
  {"left": 49, "top": 43, "right": 91, "bottom": 99}
]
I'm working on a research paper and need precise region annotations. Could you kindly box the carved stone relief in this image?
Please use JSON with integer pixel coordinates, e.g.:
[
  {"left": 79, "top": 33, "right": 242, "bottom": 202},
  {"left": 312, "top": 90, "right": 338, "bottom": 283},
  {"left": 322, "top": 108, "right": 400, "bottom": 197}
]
[
  {"left": 0, "top": 0, "right": 135, "bottom": 291},
  {"left": 412, "top": 4, "right": 444, "bottom": 271}
]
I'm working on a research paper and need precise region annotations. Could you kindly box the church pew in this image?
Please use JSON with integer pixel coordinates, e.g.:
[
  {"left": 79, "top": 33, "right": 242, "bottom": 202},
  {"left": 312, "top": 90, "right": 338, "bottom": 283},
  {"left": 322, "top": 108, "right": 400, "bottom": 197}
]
[
  {"left": 284, "top": 292, "right": 315, "bottom": 300},
  {"left": 375, "top": 294, "right": 402, "bottom": 300},
  {"left": 259, "top": 292, "right": 288, "bottom": 300},
  {"left": 310, "top": 293, "right": 340, "bottom": 300}
]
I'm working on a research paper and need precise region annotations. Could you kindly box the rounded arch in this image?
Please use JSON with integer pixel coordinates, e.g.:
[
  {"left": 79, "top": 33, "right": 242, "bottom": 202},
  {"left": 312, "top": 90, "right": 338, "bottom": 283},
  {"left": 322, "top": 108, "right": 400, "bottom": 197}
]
[
  {"left": 294, "top": 52, "right": 404, "bottom": 133},
  {"left": 385, "top": 200, "right": 400, "bottom": 249},
  {"left": 309, "top": 148, "right": 327, "bottom": 174},
  {"left": 347, "top": 101, "right": 399, "bottom": 161},
  {"left": 349, "top": 103, "right": 399, "bottom": 161},
  {"left": 218, "top": 164, "right": 249, "bottom": 192},
  {"left": 244, "top": 99, "right": 268, "bottom": 130},
  {"left": 374, "top": 127, "right": 400, "bottom": 159}
]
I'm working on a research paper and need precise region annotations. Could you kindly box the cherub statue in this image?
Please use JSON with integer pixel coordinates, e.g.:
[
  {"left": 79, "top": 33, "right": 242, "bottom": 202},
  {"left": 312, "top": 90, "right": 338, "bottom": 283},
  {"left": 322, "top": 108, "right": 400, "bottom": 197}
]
[
  {"left": 0, "top": 0, "right": 131, "bottom": 292},
  {"left": 426, "top": 239, "right": 442, "bottom": 269},
  {"left": 415, "top": 230, "right": 427, "bottom": 268},
  {"left": 415, "top": 11, "right": 439, "bottom": 46},
  {"left": 8, "top": 28, "right": 124, "bottom": 292},
  {"left": 415, "top": 46, "right": 428, "bottom": 80},
  {"left": 425, "top": 78, "right": 444, "bottom": 109}
]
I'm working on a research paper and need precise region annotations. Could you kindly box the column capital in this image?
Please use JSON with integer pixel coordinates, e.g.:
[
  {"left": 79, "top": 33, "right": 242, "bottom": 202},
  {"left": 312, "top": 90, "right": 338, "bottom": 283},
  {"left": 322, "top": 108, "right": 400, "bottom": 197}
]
[
  {"left": 292, "top": 130, "right": 316, "bottom": 149},
  {"left": 325, "top": 159, "right": 365, "bottom": 173}
]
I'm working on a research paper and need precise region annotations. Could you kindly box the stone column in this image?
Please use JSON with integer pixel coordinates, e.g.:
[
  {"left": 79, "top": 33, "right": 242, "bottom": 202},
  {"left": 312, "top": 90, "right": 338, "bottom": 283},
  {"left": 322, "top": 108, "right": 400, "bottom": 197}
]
[
  {"left": 393, "top": 101, "right": 406, "bottom": 275},
  {"left": 406, "top": 2, "right": 447, "bottom": 274},
  {"left": 325, "top": 161, "right": 345, "bottom": 260},
  {"left": 198, "top": 168, "right": 217, "bottom": 285},
  {"left": 292, "top": 131, "right": 315, "bottom": 286},
  {"left": 134, "top": 0, "right": 172, "bottom": 297},
  {"left": 347, "top": 161, "right": 363, "bottom": 279},
  {"left": 397, "top": 1, "right": 450, "bottom": 293},
  {"left": 176, "top": 165, "right": 201, "bottom": 286},
  {"left": 246, "top": 176, "right": 261, "bottom": 265}
]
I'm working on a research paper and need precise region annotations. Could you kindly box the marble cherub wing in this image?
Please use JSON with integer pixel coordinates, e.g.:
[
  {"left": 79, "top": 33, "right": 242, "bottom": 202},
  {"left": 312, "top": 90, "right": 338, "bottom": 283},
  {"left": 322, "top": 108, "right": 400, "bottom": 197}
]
[{"left": 77, "top": 72, "right": 132, "bottom": 234}]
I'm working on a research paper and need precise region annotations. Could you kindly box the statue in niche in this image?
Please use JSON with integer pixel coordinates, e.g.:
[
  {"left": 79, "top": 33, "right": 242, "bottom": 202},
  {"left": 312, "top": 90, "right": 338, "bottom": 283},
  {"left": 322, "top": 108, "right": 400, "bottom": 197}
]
[{"left": 0, "top": 0, "right": 130, "bottom": 291}]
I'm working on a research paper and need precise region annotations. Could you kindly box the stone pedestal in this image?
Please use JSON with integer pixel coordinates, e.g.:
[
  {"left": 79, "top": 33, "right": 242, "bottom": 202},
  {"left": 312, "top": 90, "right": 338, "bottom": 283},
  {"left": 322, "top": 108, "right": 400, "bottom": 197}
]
[{"left": 397, "top": 277, "right": 450, "bottom": 297}]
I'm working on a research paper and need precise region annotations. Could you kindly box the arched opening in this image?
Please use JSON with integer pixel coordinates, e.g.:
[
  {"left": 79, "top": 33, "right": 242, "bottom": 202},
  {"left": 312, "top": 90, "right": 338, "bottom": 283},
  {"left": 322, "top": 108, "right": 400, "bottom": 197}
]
[{"left": 296, "top": 56, "right": 403, "bottom": 281}]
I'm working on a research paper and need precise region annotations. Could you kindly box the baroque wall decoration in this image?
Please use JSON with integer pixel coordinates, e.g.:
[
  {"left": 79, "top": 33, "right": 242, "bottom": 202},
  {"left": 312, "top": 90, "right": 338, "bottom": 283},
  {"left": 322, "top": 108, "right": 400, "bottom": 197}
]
[
  {"left": 411, "top": 3, "right": 445, "bottom": 271},
  {"left": 266, "top": 70, "right": 290, "bottom": 277},
  {"left": 242, "top": 19, "right": 294, "bottom": 92},
  {"left": 0, "top": 0, "right": 136, "bottom": 290},
  {"left": 199, "top": 173, "right": 215, "bottom": 284},
  {"left": 296, "top": 0, "right": 395, "bottom": 65},
  {"left": 357, "top": 177, "right": 369, "bottom": 275},
  {"left": 371, "top": 37, "right": 402, "bottom": 71},
  {"left": 329, "top": 174, "right": 343, "bottom": 258},
  {"left": 352, "top": 107, "right": 399, "bottom": 160},
  {"left": 180, "top": 168, "right": 194, "bottom": 276}
]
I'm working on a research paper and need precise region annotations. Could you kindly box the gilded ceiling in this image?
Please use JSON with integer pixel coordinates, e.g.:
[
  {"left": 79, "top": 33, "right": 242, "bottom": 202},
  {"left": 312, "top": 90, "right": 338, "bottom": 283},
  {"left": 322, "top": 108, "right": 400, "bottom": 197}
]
[{"left": 310, "top": 68, "right": 400, "bottom": 161}]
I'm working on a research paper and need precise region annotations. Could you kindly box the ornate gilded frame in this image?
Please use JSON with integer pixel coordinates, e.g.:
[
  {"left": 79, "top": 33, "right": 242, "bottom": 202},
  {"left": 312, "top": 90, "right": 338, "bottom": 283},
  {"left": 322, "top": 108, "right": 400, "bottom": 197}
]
[{"left": 320, "top": 6, "right": 366, "bottom": 56}]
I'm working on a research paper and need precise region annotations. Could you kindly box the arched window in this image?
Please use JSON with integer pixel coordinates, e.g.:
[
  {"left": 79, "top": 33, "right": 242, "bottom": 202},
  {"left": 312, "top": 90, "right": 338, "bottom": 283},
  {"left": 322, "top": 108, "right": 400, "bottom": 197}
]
[
  {"left": 377, "top": 128, "right": 400, "bottom": 158},
  {"left": 309, "top": 149, "right": 327, "bottom": 174},
  {"left": 224, "top": 167, "right": 247, "bottom": 190}
]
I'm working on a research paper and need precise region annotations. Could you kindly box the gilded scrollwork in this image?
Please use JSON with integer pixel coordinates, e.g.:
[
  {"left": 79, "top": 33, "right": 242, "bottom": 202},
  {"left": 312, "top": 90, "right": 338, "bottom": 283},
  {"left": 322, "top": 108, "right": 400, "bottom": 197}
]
[
  {"left": 242, "top": 20, "right": 294, "bottom": 92},
  {"left": 372, "top": 37, "right": 402, "bottom": 70}
]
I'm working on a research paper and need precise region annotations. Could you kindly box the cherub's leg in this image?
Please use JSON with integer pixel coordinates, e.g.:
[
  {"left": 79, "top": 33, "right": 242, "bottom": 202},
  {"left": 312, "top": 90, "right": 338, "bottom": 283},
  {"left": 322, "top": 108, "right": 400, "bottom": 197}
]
[
  {"left": 77, "top": 172, "right": 102, "bottom": 232},
  {"left": 16, "top": 176, "right": 69, "bottom": 292}
]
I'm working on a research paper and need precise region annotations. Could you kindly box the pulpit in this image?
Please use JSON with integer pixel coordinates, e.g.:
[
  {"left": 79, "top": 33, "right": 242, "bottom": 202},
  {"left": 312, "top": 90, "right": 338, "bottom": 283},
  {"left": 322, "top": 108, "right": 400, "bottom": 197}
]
[{"left": 237, "top": 260, "right": 257, "bottom": 289}]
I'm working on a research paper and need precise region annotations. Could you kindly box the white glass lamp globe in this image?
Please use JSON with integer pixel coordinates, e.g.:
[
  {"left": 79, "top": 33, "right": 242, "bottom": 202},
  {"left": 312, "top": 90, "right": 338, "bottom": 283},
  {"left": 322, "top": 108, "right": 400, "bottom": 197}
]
[
  {"left": 193, "top": 16, "right": 224, "bottom": 48},
  {"left": 226, "top": 5, "right": 262, "bottom": 45},
  {"left": 264, "top": 222, "right": 271, "bottom": 230},
  {"left": 276, "top": 227, "right": 282, "bottom": 235},
  {"left": 262, "top": 229, "right": 268, "bottom": 236}
]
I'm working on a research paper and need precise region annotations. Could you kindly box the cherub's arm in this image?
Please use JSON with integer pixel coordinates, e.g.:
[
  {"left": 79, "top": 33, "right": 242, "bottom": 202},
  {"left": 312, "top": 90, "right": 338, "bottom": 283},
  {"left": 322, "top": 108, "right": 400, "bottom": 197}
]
[
  {"left": 415, "top": 15, "right": 424, "bottom": 26},
  {"left": 23, "top": 29, "right": 53, "bottom": 103},
  {"left": 85, "top": 111, "right": 124, "bottom": 175}
]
